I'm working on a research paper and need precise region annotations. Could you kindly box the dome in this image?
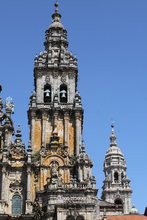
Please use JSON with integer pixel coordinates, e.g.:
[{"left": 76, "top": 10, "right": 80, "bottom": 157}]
[
  {"left": 106, "top": 145, "right": 123, "bottom": 157},
  {"left": 130, "top": 206, "right": 138, "bottom": 214}
]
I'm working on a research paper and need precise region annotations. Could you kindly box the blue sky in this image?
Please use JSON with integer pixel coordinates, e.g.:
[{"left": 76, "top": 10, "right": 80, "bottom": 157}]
[{"left": 0, "top": 0, "right": 147, "bottom": 214}]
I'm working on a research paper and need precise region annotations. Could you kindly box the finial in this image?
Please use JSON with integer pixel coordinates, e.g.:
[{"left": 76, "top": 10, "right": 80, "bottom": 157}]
[
  {"left": 110, "top": 123, "right": 117, "bottom": 146},
  {"left": 81, "top": 139, "right": 86, "bottom": 152},
  {"left": 28, "top": 140, "right": 32, "bottom": 153},
  {"left": 5, "top": 96, "right": 14, "bottom": 115},
  {"left": 111, "top": 122, "right": 115, "bottom": 133},
  {"left": 54, "top": 1, "right": 59, "bottom": 12},
  {"left": 16, "top": 124, "right": 22, "bottom": 139}
]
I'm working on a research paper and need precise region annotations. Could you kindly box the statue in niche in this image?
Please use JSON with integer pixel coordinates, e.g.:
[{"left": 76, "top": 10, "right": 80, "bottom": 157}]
[
  {"left": 50, "top": 161, "right": 59, "bottom": 179},
  {"left": 57, "top": 174, "right": 63, "bottom": 187}
]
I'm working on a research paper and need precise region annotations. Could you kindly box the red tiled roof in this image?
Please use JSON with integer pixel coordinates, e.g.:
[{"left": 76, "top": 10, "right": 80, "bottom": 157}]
[{"left": 107, "top": 215, "right": 147, "bottom": 220}]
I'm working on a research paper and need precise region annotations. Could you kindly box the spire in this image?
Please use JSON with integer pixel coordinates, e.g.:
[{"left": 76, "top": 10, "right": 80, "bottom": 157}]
[
  {"left": 110, "top": 123, "right": 117, "bottom": 147},
  {"left": 9, "top": 124, "right": 26, "bottom": 158},
  {"left": 15, "top": 124, "right": 22, "bottom": 140},
  {"left": 34, "top": 1, "right": 77, "bottom": 69}
]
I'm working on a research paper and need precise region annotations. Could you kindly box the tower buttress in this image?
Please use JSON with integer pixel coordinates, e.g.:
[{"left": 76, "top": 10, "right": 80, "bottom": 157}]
[{"left": 102, "top": 124, "right": 132, "bottom": 214}]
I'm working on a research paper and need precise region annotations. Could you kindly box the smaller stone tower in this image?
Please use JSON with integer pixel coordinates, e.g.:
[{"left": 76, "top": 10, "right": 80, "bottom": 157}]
[{"left": 102, "top": 124, "right": 132, "bottom": 214}]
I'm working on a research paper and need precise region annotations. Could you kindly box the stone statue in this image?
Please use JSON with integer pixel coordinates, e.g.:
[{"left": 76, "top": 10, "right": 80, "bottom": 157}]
[{"left": 51, "top": 161, "right": 59, "bottom": 178}]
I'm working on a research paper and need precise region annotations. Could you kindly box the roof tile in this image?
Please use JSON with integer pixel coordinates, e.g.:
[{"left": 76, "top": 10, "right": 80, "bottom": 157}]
[{"left": 107, "top": 215, "right": 147, "bottom": 220}]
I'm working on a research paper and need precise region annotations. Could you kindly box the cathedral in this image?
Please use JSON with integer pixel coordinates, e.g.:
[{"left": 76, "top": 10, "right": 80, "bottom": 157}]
[{"left": 0, "top": 2, "right": 146, "bottom": 220}]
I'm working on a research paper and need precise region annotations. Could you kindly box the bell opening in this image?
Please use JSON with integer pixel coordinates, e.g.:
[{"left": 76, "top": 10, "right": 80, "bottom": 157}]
[
  {"left": 44, "top": 84, "right": 51, "bottom": 103},
  {"left": 60, "top": 84, "right": 67, "bottom": 103}
]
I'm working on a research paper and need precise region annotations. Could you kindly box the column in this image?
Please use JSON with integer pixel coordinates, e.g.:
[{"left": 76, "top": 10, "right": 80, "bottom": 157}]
[
  {"left": 64, "top": 111, "right": 69, "bottom": 146},
  {"left": 42, "top": 112, "right": 47, "bottom": 146},
  {"left": 30, "top": 111, "right": 36, "bottom": 153},
  {"left": 26, "top": 167, "right": 33, "bottom": 214},
  {"left": 75, "top": 111, "right": 82, "bottom": 156},
  {"left": 1, "top": 167, "right": 6, "bottom": 200},
  {"left": 78, "top": 166, "right": 83, "bottom": 182},
  {"left": 27, "top": 168, "right": 31, "bottom": 201}
]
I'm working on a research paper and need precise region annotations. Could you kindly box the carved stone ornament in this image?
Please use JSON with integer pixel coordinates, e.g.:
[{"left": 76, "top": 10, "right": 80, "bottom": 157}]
[
  {"left": 10, "top": 186, "right": 23, "bottom": 194},
  {"left": 36, "top": 72, "right": 42, "bottom": 78},
  {"left": 53, "top": 71, "right": 59, "bottom": 79},
  {"left": 0, "top": 111, "right": 4, "bottom": 120},
  {"left": 58, "top": 146, "right": 68, "bottom": 158},
  {"left": 69, "top": 72, "right": 75, "bottom": 79},
  {"left": 33, "top": 199, "right": 43, "bottom": 220},
  {"left": 61, "top": 72, "right": 67, "bottom": 83},
  {"left": 40, "top": 147, "right": 47, "bottom": 157},
  {"left": 45, "top": 74, "right": 50, "bottom": 83},
  {"left": 10, "top": 179, "right": 21, "bottom": 186},
  {"left": 10, "top": 143, "right": 25, "bottom": 157}
]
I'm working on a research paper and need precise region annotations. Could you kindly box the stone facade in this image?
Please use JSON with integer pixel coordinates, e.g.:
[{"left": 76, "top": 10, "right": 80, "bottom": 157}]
[{"left": 0, "top": 3, "right": 134, "bottom": 220}]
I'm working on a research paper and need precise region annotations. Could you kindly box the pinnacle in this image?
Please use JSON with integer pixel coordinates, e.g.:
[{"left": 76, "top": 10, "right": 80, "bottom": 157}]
[{"left": 16, "top": 124, "right": 22, "bottom": 139}]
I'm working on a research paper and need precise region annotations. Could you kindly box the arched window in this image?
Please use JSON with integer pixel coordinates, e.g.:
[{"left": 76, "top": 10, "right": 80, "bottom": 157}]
[
  {"left": 76, "top": 216, "right": 85, "bottom": 220},
  {"left": 12, "top": 195, "right": 22, "bottom": 215},
  {"left": 114, "top": 172, "right": 119, "bottom": 182},
  {"left": 44, "top": 84, "right": 51, "bottom": 103},
  {"left": 115, "top": 198, "right": 123, "bottom": 205},
  {"left": 60, "top": 84, "right": 67, "bottom": 103},
  {"left": 66, "top": 216, "right": 75, "bottom": 220}
]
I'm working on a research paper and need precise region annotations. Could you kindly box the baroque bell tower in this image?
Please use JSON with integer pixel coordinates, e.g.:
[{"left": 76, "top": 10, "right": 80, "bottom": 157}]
[{"left": 27, "top": 2, "right": 98, "bottom": 220}]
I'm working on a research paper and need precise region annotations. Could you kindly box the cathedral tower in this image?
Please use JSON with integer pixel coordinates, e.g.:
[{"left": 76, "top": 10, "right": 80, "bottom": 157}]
[
  {"left": 102, "top": 124, "right": 132, "bottom": 214},
  {"left": 27, "top": 3, "right": 98, "bottom": 220}
]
